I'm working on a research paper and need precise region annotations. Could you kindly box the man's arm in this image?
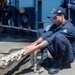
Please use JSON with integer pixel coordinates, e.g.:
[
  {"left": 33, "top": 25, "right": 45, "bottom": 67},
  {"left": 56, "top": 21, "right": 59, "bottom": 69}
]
[
  {"left": 60, "top": 0, "right": 75, "bottom": 10},
  {"left": 11, "top": 7, "right": 18, "bottom": 25},
  {"left": 23, "top": 40, "right": 49, "bottom": 55},
  {"left": 31, "top": 38, "right": 43, "bottom": 45},
  {"left": 37, "top": 40, "right": 49, "bottom": 49},
  {"left": 60, "top": 0, "right": 67, "bottom": 8},
  {"left": 23, "top": 38, "right": 43, "bottom": 51},
  {"left": 19, "top": 13, "right": 23, "bottom": 27},
  {"left": 69, "top": 4, "right": 75, "bottom": 10}
]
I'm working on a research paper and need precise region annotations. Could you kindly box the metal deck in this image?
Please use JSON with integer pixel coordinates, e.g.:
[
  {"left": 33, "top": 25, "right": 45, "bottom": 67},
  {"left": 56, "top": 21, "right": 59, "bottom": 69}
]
[{"left": 0, "top": 35, "right": 75, "bottom": 75}]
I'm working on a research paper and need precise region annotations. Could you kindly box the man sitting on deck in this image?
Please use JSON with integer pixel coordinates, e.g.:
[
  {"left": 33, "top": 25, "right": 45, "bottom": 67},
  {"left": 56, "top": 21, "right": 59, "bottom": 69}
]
[{"left": 23, "top": 7, "right": 75, "bottom": 74}]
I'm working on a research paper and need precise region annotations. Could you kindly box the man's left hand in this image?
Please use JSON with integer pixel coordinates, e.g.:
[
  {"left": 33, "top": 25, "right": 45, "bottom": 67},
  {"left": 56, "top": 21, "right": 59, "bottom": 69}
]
[
  {"left": 11, "top": 22, "right": 14, "bottom": 28},
  {"left": 23, "top": 45, "right": 37, "bottom": 55},
  {"left": 11, "top": 25, "right": 14, "bottom": 28},
  {"left": 67, "top": 3, "right": 71, "bottom": 8},
  {"left": 27, "top": 26, "right": 31, "bottom": 30}
]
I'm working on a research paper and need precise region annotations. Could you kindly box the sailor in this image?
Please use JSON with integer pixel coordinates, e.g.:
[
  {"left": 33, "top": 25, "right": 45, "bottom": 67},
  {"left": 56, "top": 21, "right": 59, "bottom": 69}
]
[
  {"left": 60, "top": 0, "right": 75, "bottom": 26},
  {"left": 23, "top": 7, "right": 75, "bottom": 74}
]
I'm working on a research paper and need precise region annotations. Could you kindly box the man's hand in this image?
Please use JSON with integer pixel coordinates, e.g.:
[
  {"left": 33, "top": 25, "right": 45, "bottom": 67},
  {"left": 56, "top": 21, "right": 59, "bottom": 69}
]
[
  {"left": 11, "top": 25, "right": 14, "bottom": 28},
  {"left": 0, "top": 22, "right": 2, "bottom": 27},
  {"left": 67, "top": 3, "right": 71, "bottom": 8},
  {"left": 23, "top": 44, "right": 35, "bottom": 50},
  {"left": 23, "top": 38, "right": 45, "bottom": 55},
  {"left": 27, "top": 26, "right": 31, "bottom": 30},
  {"left": 11, "top": 22, "right": 14, "bottom": 28},
  {"left": 23, "top": 44, "right": 37, "bottom": 55},
  {"left": 20, "top": 25, "right": 23, "bottom": 29}
]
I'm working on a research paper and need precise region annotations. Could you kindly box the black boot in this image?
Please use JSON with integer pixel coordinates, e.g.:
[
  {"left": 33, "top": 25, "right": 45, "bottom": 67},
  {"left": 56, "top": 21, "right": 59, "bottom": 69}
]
[
  {"left": 48, "top": 60, "right": 61, "bottom": 74},
  {"left": 40, "top": 57, "right": 51, "bottom": 67}
]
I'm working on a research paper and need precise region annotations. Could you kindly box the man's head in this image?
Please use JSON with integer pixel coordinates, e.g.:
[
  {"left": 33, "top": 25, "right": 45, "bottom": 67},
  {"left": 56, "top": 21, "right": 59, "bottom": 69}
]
[
  {"left": 19, "top": 7, "right": 25, "bottom": 14},
  {"left": 2, "top": 5, "right": 9, "bottom": 11},
  {"left": 48, "top": 7, "right": 66, "bottom": 25}
]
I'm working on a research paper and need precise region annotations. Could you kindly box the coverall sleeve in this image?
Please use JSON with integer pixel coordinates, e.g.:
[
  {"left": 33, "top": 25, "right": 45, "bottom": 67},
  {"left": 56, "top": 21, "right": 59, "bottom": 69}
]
[
  {"left": 45, "top": 27, "right": 74, "bottom": 44},
  {"left": 60, "top": 0, "right": 67, "bottom": 8},
  {"left": 0, "top": 12, "right": 5, "bottom": 22},
  {"left": 26, "top": 8, "right": 34, "bottom": 27},
  {"left": 40, "top": 24, "right": 56, "bottom": 40},
  {"left": 11, "top": 7, "right": 18, "bottom": 23},
  {"left": 71, "top": 4, "right": 75, "bottom": 10},
  {"left": 19, "top": 13, "right": 23, "bottom": 25},
  {"left": 40, "top": 31, "right": 53, "bottom": 40},
  {"left": 60, "top": 0, "right": 75, "bottom": 11}
]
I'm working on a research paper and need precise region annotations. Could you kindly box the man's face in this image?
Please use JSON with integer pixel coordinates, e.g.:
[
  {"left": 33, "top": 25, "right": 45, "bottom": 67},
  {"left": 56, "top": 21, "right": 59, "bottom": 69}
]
[
  {"left": 4, "top": 8, "right": 9, "bottom": 11},
  {"left": 53, "top": 14, "right": 64, "bottom": 25},
  {"left": 21, "top": 12, "right": 25, "bottom": 15}
]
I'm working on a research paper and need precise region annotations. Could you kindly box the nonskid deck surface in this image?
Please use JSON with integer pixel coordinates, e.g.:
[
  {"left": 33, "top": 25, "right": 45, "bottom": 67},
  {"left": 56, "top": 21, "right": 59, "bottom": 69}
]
[{"left": 0, "top": 36, "right": 75, "bottom": 75}]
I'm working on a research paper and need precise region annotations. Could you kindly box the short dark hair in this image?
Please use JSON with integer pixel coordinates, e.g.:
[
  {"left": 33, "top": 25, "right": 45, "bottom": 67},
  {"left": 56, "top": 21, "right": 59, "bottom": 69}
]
[
  {"left": 3, "top": 5, "right": 9, "bottom": 9},
  {"left": 57, "top": 13, "right": 66, "bottom": 19}
]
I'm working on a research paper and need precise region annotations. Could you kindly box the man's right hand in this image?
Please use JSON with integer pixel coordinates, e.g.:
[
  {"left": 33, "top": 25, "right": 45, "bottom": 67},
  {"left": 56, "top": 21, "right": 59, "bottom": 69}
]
[
  {"left": 0, "top": 22, "right": 2, "bottom": 27},
  {"left": 23, "top": 44, "right": 34, "bottom": 50},
  {"left": 23, "top": 44, "right": 37, "bottom": 55},
  {"left": 20, "top": 25, "right": 23, "bottom": 29},
  {"left": 67, "top": 3, "right": 71, "bottom": 8}
]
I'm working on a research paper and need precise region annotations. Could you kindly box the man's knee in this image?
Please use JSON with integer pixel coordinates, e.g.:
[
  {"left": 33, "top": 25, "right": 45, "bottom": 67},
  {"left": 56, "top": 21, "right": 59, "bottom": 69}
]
[
  {"left": 37, "top": 29, "right": 45, "bottom": 38},
  {"left": 54, "top": 34, "right": 64, "bottom": 42},
  {"left": 37, "top": 29, "right": 45, "bottom": 34}
]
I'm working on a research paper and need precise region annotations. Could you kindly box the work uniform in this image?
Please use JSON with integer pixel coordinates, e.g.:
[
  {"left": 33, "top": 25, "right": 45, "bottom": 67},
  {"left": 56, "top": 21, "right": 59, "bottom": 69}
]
[
  {"left": 1, "top": 5, "right": 18, "bottom": 35},
  {"left": 1, "top": 5, "right": 18, "bottom": 26},
  {"left": 0, "top": 5, "right": 3, "bottom": 22},
  {"left": 37, "top": 29, "right": 47, "bottom": 55},
  {"left": 37, "top": 29, "right": 51, "bottom": 67},
  {"left": 60, "top": 0, "right": 75, "bottom": 26},
  {"left": 37, "top": 20, "right": 75, "bottom": 63},
  {"left": 19, "top": 8, "right": 35, "bottom": 29}
]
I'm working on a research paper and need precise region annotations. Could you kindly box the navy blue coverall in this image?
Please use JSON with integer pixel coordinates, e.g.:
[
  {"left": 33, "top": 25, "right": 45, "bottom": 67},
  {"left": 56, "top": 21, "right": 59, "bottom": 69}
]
[
  {"left": 0, "top": 5, "right": 3, "bottom": 22},
  {"left": 19, "top": 8, "right": 35, "bottom": 29},
  {"left": 1, "top": 6, "right": 18, "bottom": 34},
  {"left": 60, "top": 0, "right": 75, "bottom": 26},
  {"left": 37, "top": 20, "right": 75, "bottom": 63},
  {"left": 1, "top": 6, "right": 18, "bottom": 26}
]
